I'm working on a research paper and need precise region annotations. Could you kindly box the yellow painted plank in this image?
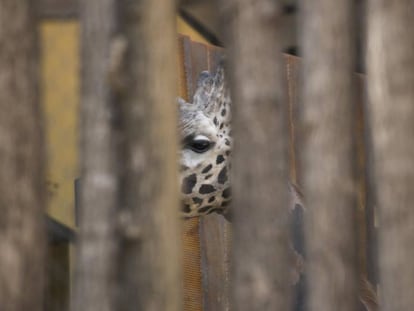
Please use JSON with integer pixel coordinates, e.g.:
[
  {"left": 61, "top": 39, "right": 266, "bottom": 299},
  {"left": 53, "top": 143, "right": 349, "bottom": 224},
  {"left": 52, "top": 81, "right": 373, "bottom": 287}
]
[
  {"left": 40, "top": 21, "right": 79, "bottom": 228},
  {"left": 177, "top": 16, "right": 210, "bottom": 45}
]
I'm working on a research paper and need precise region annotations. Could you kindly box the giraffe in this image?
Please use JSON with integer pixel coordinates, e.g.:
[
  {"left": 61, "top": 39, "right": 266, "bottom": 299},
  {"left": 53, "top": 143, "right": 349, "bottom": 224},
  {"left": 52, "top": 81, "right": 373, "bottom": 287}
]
[
  {"left": 177, "top": 63, "right": 378, "bottom": 311},
  {"left": 178, "top": 65, "right": 232, "bottom": 219}
]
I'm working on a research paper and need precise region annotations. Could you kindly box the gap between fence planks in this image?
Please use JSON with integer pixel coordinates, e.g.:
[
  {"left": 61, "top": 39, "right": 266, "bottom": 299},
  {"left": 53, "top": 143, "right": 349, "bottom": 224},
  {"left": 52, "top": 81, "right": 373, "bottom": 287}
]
[{"left": 179, "top": 36, "right": 204, "bottom": 311}]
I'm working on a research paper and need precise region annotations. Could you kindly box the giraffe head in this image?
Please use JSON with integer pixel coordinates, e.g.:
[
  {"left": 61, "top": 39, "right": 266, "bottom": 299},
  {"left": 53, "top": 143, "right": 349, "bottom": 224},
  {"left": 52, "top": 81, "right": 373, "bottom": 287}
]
[{"left": 178, "top": 65, "right": 232, "bottom": 218}]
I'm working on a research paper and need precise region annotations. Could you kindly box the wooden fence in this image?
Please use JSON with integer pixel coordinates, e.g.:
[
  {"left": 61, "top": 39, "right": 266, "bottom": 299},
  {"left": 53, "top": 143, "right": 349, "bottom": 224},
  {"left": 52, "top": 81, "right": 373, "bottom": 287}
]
[{"left": 1, "top": 1, "right": 414, "bottom": 311}]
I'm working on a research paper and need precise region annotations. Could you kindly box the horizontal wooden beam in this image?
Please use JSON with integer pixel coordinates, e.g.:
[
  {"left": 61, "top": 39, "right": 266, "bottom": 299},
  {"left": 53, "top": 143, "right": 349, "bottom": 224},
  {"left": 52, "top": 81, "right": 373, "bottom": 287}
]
[{"left": 36, "top": 0, "right": 78, "bottom": 19}]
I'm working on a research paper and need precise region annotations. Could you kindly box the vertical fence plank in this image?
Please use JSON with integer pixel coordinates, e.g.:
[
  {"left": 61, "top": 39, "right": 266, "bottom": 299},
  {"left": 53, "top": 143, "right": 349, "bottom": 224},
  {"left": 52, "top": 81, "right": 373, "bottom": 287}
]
[
  {"left": 0, "top": 2, "right": 46, "bottom": 311},
  {"left": 117, "top": 1, "right": 182, "bottom": 310},
  {"left": 200, "top": 213, "right": 231, "bottom": 311},
  {"left": 366, "top": 2, "right": 414, "bottom": 310},
  {"left": 73, "top": 1, "right": 120, "bottom": 311},
  {"left": 300, "top": 1, "right": 358, "bottom": 311},
  {"left": 76, "top": 2, "right": 181, "bottom": 310},
  {"left": 220, "top": 1, "right": 292, "bottom": 310}
]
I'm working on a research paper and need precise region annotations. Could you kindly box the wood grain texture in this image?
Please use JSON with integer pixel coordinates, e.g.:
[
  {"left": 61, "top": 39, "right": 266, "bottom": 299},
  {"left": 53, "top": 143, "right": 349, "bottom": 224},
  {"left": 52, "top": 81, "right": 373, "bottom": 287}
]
[
  {"left": 0, "top": 0, "right": 45, "bottom": 311},
  {"left": 300, "top": 1, "right": 359, "bottom": 311},
  {"left": 116, "top": 1, "right": 182, "bottom": 311},
  {"left": 75, "top": 1, "right": 182, "bottom": 309},
  {"left": 200, "top": 213, "right": 231, "bottom": 311},
  {"left": 219, "top": 1, "right": 292, "bottom": 310},
  {"left": 366, "top": 1, "right": 414, "bottom": 310},
  {"left": 0, "top": 1, "right": 46, "bottom": 310},
  {"left": 73, "top": 1, "right": 120, "bottom": 311}
]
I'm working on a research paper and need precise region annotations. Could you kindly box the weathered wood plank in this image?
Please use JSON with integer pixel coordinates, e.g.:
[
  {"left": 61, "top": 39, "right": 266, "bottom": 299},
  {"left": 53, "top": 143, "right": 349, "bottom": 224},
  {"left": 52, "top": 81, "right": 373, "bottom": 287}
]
[
  {"left": 300, "top": 1, "right": 359, "bottom": 311},
  {"left": 72, "top": 1, "right": 120, "bottom": 311},
  {"left": 0, "top": 2, "right": 46, "bottom": 310},
  {"left": 116, "top": 1, "right": 182, "bottom": 310},
  {"left": 200, "top": 213, "right": 231, "bottom": 311},
  {"left": 37, "top": 0, "right": 78, "bottom": 18},
  {"left": 220, "top": 1, "right": 293, "bottom": 310},
  {"left": 366, "top": 2, "right": 414, "bottom": 310}
]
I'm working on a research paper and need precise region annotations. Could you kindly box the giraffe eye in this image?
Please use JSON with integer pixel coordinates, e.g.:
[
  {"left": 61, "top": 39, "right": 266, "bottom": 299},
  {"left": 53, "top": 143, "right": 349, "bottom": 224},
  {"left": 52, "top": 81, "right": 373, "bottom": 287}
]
[
  {"left": 186, "top": 135, "right": 213, "bottom": 153},
  {"left": 189, "top": 139, "right": 212, "bottom": 153}
]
